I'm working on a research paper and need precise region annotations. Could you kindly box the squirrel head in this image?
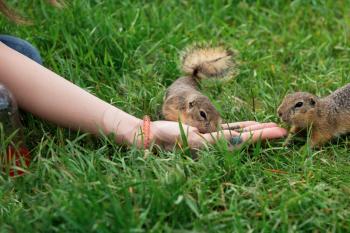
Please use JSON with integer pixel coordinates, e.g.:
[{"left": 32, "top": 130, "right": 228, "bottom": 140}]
[
  {"left": 185, "top": 95, "right": 222, "bottom": 133},
  {"left": 277, "top": 92, "right": 319, "bottom": 128}
]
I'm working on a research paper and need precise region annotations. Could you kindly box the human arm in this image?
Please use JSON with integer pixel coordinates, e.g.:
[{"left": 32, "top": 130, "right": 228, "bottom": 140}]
[
  {"left": 0, "top": 42, "right": 141, "bottom": 145},
  {"left": 0, "top": 42, "right": 287, "bottom": 150}
]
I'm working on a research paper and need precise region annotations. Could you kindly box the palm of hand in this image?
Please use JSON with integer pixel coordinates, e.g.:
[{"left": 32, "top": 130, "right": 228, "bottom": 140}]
[{"left": 149, "top": 120, "right": 287, "bottom": 150}]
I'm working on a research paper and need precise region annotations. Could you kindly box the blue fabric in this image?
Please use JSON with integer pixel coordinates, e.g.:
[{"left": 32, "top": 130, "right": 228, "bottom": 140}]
[{"left": 0, "top": 35, "right": 42, "bottom": 65}]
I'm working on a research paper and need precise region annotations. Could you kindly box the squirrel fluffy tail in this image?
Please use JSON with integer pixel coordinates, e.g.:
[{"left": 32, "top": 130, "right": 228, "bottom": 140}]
[{"left": 181, "top": 45, "right": 237, "bottom": 80}]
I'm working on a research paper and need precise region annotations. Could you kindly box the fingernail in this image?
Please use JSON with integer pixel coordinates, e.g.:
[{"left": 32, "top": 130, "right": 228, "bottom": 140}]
[{"left": 230, "top": 136, "right": 243, "bottom": 145}]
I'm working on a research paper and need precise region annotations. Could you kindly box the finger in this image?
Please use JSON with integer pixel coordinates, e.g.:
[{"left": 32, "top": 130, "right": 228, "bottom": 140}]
[
  {"left": 241, "top": 122, "right": 279, "bottom": 132},
  {"left": 184, "top": 125, "right": 199, "bottom": 134},
  {"left": 200, "top": 127, "right": 287, "bottom": 145},
  {"left": 189, "top": 127, "right": 287, "bottom": 148},
  {"left": 240, "top": 127, "right": 288, "bottom": 142},
  {"left": 200, "top": 130, "right": 240, "bottom": 144},
  {"left": 221, "top": 121, "right": 259, "bottom": 130},
  {"left": 227, "top": 127, "right": 287, "bottom": 148}
]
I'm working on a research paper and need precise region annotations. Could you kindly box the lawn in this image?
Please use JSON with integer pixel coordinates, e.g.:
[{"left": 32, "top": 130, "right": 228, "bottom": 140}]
[{"left": 1, "top": 0, "right": 350, "bottom": 232}]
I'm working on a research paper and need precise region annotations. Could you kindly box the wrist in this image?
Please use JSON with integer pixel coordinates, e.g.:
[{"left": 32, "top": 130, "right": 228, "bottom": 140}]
[
  {"left": 124, "top": 117, "right": 143, "bottom": 146},
  {"left": 101, "top": 106, "right": 142, "bottom": 145}
]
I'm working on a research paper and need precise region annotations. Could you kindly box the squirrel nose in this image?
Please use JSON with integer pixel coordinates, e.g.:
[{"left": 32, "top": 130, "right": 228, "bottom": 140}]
[{"left": 278, "top": 111, "right": 282, "bottom": 118}]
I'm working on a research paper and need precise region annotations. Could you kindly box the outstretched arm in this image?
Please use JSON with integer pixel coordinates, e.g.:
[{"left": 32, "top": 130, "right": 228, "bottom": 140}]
[{"left": 0, "top": 42, "right": 287, "bottom": 150}]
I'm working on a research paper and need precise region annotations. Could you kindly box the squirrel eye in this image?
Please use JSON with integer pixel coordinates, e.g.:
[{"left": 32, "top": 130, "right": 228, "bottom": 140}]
[
  {"left": 200, "top": 111, "right": 207, "bottom": 120},
  {"left": 189, "top": 101, "right": 194, "bottom": 108},
  {"left": 294, "top": 102, "right": 303, "bottom": 108}
]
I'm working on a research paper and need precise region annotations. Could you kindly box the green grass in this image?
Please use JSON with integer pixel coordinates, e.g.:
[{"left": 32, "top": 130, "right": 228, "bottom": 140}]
[{"left": 1, "top": 0, "right": 350, "bottom": 232}]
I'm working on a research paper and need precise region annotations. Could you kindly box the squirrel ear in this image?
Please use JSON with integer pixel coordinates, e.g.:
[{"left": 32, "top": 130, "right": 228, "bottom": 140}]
[
  {"left": 309, "top": 97, "right": 316, "bottom": 106},
  {"left": 188, "top": 100, "right": 195, "bottom": 108}
]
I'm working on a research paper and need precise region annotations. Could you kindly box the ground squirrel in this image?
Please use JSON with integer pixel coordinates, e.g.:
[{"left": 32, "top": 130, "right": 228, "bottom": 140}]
[
  {"left": 162, "top": 46, "right": 236, "bottom": 133},
  {"left": 277, "top": 84, "right": 350, "bottom": 147}
]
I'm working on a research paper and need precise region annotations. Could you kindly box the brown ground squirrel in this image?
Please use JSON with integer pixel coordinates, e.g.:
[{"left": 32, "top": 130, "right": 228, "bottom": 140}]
[
  {"left": 162, "top": 46, "right": 236, "bottom": 133},
  {"left": 277, "top": 84, "right": 350, "bottom": 147}
]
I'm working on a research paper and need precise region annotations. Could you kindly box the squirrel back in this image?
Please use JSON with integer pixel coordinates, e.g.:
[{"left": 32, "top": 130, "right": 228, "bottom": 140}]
[
  {"left": 327, "top": 83, "right": 350, "bottom": 109},
  {"left": 162, "top": 45, "right": 237, "bottom": 133}
]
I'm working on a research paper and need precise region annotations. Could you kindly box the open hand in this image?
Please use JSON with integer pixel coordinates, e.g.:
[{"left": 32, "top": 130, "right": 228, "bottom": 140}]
[{"left": 147, "top": 121, "right": 287, "bottom": 150}]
